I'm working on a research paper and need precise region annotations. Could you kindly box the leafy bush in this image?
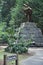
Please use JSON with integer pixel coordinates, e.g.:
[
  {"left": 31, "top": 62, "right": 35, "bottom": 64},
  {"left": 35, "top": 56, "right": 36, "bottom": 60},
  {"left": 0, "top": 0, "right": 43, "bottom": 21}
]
[
  {"left": 5, "top": 43, "right": 28, "bottom": 54},
  {"left": 1, "top": 34, "right": 9, "bottom": 43}
]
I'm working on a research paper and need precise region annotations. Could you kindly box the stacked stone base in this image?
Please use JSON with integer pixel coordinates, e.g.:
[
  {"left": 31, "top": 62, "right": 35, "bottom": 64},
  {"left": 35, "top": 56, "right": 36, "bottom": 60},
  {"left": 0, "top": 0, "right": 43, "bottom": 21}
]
[{"left": 20, "top": 22, "right": 43, "bottom": 47}]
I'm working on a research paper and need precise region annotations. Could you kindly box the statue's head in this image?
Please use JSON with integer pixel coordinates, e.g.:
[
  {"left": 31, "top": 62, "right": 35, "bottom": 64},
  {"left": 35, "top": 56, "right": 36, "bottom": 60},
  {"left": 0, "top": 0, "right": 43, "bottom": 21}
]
[{"left": 23, "top": 3, "right": 32, "bottom": 10}]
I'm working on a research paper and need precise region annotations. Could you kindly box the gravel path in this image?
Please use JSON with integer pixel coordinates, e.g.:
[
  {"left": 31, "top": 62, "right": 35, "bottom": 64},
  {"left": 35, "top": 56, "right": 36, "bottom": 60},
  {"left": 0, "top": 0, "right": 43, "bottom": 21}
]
[{"left": 21, "top": 48, "right": 43, "bottom": 65}]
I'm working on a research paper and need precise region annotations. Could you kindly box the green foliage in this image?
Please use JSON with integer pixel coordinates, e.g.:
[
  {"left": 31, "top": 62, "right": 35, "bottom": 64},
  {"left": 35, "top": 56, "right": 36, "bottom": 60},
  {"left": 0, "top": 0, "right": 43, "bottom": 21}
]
[
  {"left": 1, "top": 0, "right": 16, "bottom": 27},
  {"left": 1, "top": 34, "right": 9, "bottom": 43},
  {"left": 5, "top": 39, "right": 32, "bottom": 54},
  {"left": 5, "top": 43, "right": 28, "bottom": 54},
  {"left": 11, "top": 0, "right": 25, "bottom": 27}
]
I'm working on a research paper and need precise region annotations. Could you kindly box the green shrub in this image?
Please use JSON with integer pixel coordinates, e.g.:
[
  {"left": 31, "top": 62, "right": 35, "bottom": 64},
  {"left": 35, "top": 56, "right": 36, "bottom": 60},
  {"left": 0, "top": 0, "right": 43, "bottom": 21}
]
[
  {"left": 1, "top": 34, "right": 9, "bottom": 43},
  {"left": 5, "top": 43, "right": 28, "bottom": 54}
]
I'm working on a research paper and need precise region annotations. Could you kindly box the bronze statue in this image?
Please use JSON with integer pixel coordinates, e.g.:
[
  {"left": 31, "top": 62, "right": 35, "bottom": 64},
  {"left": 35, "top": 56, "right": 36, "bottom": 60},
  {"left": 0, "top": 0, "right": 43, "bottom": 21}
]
[{"left": 23, "top": 4, "right": 32, "bottom": 22}]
